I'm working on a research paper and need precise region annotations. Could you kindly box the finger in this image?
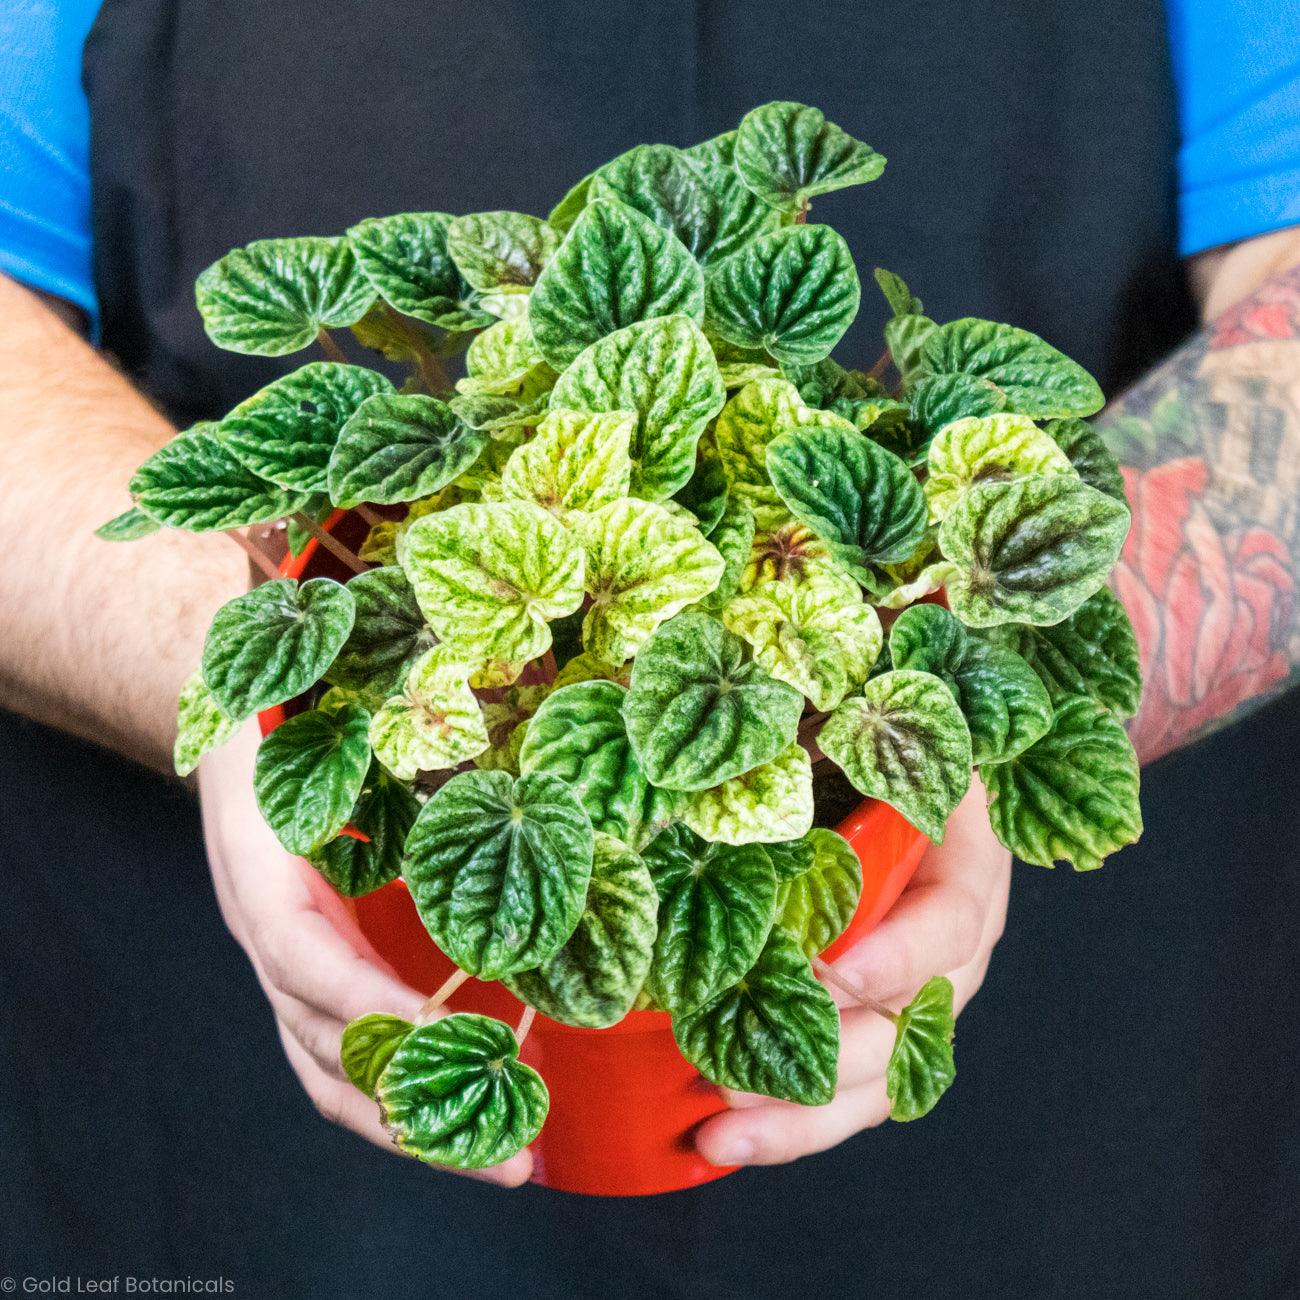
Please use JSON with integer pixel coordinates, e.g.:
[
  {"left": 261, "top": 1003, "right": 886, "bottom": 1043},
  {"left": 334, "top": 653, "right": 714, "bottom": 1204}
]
[
  {"left": 696, "top": 1082, "right": 892, "bottom": 1167},
  {"left": 278, "top": 1026, "right": 534, "bottom": 1188}
]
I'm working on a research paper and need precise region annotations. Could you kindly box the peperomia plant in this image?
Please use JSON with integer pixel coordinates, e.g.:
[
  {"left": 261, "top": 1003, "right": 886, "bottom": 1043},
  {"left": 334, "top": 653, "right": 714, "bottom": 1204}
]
[{"left": 103, "top": 101, "right": 1143, "bottom": 1171}]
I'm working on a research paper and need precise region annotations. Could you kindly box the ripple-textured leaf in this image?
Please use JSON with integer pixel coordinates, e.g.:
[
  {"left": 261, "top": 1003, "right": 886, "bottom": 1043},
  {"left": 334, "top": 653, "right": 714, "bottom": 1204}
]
[
  {"left": 446, "top": 210, "right": 559, "bottom": 293},
  {"left": 713, "top": 377, "right": 809, "bottom": 523},
  {"left": 886, "top": 976, "right": 956, "bottom": 1121},
  {"left": 309, "top": 762, "right": 419, "bottom": 898},
  {"left": 499, "top": 408, "right": 634, "bottom": 519},
  {"left": 173, "top": 669, "right": 240, "bottom": 776},
  {"left": 774, "top": 828, "right": 862, "bottom": 958},
  {"left": 1044, "top": 417, "right": 1127, "bottom": 502},
  {"left": 340, "top": 1014, "right": 413, "bottom": 1097},
  {"left": 403, "top": 769, "right": 594, "bottom": 979},
  {"left": 326, "top": 566, "right": 434, "bottom": 700},
  {"left": 682, "top": 741, "right": 814, "bottom": 846}
]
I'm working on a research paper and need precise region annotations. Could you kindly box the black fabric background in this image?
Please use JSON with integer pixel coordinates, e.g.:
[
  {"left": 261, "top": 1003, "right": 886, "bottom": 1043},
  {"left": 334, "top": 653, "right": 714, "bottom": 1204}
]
[{"left": 1, "top": 2, "right": 1296, "bottom": 1296}]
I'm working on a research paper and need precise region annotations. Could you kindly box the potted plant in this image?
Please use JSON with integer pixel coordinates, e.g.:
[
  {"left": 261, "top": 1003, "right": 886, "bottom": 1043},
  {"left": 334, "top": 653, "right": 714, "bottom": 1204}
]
[{"left": 101, "top": 100, "right": 1143, "bottom": 1196}]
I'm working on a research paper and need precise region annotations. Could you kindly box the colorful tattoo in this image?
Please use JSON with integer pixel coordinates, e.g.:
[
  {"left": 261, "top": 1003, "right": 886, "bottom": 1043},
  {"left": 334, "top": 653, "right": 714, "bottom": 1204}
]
[{"left": 1102, "top": 264, "right": 1300, "bottom": 763}]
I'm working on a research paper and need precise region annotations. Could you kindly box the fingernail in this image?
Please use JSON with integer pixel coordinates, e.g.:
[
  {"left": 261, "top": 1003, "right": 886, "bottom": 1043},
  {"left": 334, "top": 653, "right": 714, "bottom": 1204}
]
[{"left": 711, "top": 1138, "right": 755, "bottom": 1166}]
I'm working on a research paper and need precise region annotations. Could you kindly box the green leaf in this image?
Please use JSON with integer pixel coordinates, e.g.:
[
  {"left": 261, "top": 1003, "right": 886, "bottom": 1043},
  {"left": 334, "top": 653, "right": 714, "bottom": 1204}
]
[
  {"left": 403, "top": 769, "right": 594, "bottom": 978},
  {"left": 173, "top": 669, "right": 240, "bottom": 776},
  {"left": 548, "top": 173, "right": 593, "bottom": 233},
  {"left": 994, "top": 587, "right": 1142, "bottom": 719},
  {"left": 504, "top": 834, "right": 659, "bottom": 1028},
  {"left": 925, "top": 412, "right": 1075, "bottom": 522},
  {"left": 376, "top": 1013, "right": 548, "bottom": 1167},
  {"left": 873, "top": 267, "right": 922, "bottom": 318},
  {"left": 499, "top": 407, "right": 634, "bottom": 519},
  {"left": 722, "top": 570, "right": 882, "bottom": 711},
  {"left": 130, "top": 424, "right": 309, "bottom": 530},
  {"left": 704, "top": 224, "right": 860, "bottom": 365},
  {"left": 766, "top": 421, "right": 927, "bottom": 582},
  {"left": 672, "top": 927, "right": 839, "bottom": 1104},
  {"left": 622, "top": 610, "right": 804, "bottom": 792},
  {"left": 398, "top": 500, "right": 585, "bottom": 664},
  {"left": 579, "top": 500, "right": 724, "bottom": 663},
  {"left": 95, "top": 506, "right": 162, "bottom": 541},
  {"left": 885, "top": 313, "right": 937, "bottom": 388},
  {"left": 325, "top": 566, "right": 434, "bottom": 699},
  {"left": 449, "top": 389, "right": 550, "bottom": 434},
  {"left": 938, "top": 478, "right": 1131, "bottom": 627},
  {"left": 907, "top": 372, "right": 1007, "bottom": 442},
  {"left": 920, "top": 318, "right": 1104, "bottom": 419},
  {"left": 984, "top": 693, "right": 1142, "bottom": 871},
  {"left": 886, "top": 976, "right": 956, "bottom": 1121},
  {"left": 446, "top": 210, "right": 559, "bottom": 294},
  {"left": 328, "top": 393, "right": 487, "bottom": 507},
  {"left": 643, "top": 824, "right": 777, "bottom": 1014},
  {"left": 459, "top": 317, "right": 550, "bottom": 396},
  {"left": 549, "top": 314, "right": 725, "bottom": 500},
  {"left": 699, "top": 497, "right": 756, "bottom": 612},
  {"left": 220, "top": 363, "right": 394, "bottom": 493},
  {"left": 340, "top": 1014, "right": 413, "bottom": 1097},
  {"left": 347, "top": 212, "right": 490, "bottom": 330},
  {"left": 1044, "top": 417, "right": 1128, "bottom": 502},
  {"left": 195, "top": 236, "right": 375, "bottom": 355},
  {"left": 368, "top": 646, "right": 489, "bottom": 780},
  {"left": 309, "top": 763, "right": 419, "bottom": 898},
  {"left": 764, "top": 836, "right": 817, "bottom": 881},
  {"left": 683, "top": 741, "right": 814, "bottom": 846},
  {"left": 518, "top": 681, "right": 679, "bottom": 850},
  {"left": 818, "top": 669, "right": 972, "bottom": 842},
  {"left": 889, "top": 603, "right": 1052, "bottom": 764},
  {"left": 590, "top": 143, "right": 779, "bottom": 265},
  {"left": 529, "top": 199, "right": 704, "bottom": 370},
  {"left": 774, "top": 828, "right": 862, "bottom": 958},
  {"left": 254, "top": 705, "right": 373, "bottom": 855},
  {"left": 734, "top": 101, "right": 885, "bottom": 215},
  {"left": 713, "top": 377, "right": 810, "bottom": 523},
  {"left": 201, "top": 578, "right": 356, "bottom": 720}
]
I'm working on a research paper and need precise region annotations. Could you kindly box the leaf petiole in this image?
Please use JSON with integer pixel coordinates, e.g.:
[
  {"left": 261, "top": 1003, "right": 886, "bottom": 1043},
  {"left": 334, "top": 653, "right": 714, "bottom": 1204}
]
[
  {"left": 353, "top": 502, "right": 384, "bottom": 530},
  {"left": 225, "top": 527, "right": 284, "bottom": 583},
  {"left": 515, "top": 1004, "right": 537, "bottom": 1047},
  {"left": 812, "top": 956, "right": 898, "bottom": 1023},
  {"left": 292, "top": 512, "right": 368, "bottom": 575},
  {"left": 418, "top": 967, "right": 471, "bottom": 1023},
  {"left": 316, "top": 327, "right": 348, "bottom": 364}
]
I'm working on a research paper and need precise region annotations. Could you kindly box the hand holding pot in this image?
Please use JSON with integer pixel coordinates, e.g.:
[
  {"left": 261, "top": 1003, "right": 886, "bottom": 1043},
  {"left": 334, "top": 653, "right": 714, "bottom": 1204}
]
[
  {"left": 197, "top": 721, "right": 534, "bottom": 1186},
  {"left": 695, "top": 779, "right": 1010, "bottom": 1167}
]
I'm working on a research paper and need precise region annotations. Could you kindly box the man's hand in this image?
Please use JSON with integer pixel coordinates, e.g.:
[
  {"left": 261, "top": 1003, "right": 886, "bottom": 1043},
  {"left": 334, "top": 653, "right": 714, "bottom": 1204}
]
[
  {"left": 198, "top": 721, "right": 534, "bottom": 1187},
  {"left": 694, "top": 780, "right": 1010, "bottom": 1167}
]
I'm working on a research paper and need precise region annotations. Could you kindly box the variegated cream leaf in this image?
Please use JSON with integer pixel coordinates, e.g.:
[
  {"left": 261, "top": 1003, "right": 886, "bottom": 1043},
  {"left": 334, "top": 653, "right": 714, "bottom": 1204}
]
[
  {"left": 774, "top": 827, "right": 863, "bottom": 958},
  {"left": 173, "top": 669, "right": 240, "bottom": 777},
  {"left": 499, "top": 408, "right": 635, "bottom": 519},
  {"left": 682, "top": 741, "right": 814, "bottom": 845},
  {"left": 458, "top": 317, "right": 551, "bottom": 397},
  {"left": 713, "top": 377, "right": 810, "bottom": 523}
]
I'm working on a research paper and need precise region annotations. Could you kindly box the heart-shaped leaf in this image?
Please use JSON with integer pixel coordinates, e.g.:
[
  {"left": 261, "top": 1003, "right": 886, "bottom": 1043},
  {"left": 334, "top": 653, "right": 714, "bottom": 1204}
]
[
  {"left": 195, "top": 236, "right": 375, "bottom": 355},
  {"left": 920, "top": 318, "right": 1104, "bottom": 418},
  {"left": 376, "top": 1013, "right": 549, "bottom": 1167},
  {"left": 529, "top": 200, "right": 704, "bottom": 370},
  {"left": 220, "top": 363, "right": 394, "bottom": 493},
  {"left": 309, "top": 762, "right": 419, "bottom": 898},
  {"left": 403, "top": 769, "right": 594, "bottom": 978},
  {"left": 340, "top": 1013, "right": 413, "bottom": 1097},
  {"left": 643, "top": 823, "right": 777, "bottom": 1013},
  {"left": 722, "top": 570, "right": 882, "bottom": 711},
  {"left": 549, "top": 315, "right": 725, "bottom": 500},
  {"left": 518, "top": 681, "right": 679, "bottom": 849},
  {"left": 889, "top": 603, "right": 1052, "bottom": 764},
  {"left": 818, "top": 669, "right": 972, "bottom": 841},
  {"left": 202, "top": 578, "right": 356, "bottom": 721},
  {"left": 505, "top": 834, "right": 659, "bottom": 1028},
  {"left": 347, "top": 212, "right": 490, "bottom": 330},
  {"left": 993, "top": 587, "right": 1141, "bottom": 718},
  {"left": 622, "top": 610, "right": 804, "bottom": 792},
  {"left": 925, "top": 413, "right": 1075, "bottom": 522},
  {"left": 766, "top": 421, "right": 928, "bottom": 582},
  {"left": 744, "top": 515, "right": 848, "bottom": 591},
  {"left": 682, "top": 741, "right": 814, "bottom": 846},
  {"left": 983, "top": 693, "right": 1142, "bottom": 871},
  {"left": 446, "top": 210, "right": 559, "bottom": 294},
  {"left": 398, "top": 501, "right": 585, "bottom": 665},
  {"left": 328, "top": 393, "right": 487, "bottom": 507},
  {"left": 672, "top": 926, "right": 839, "bottom": 1104},
  {"left": 874, "top": 267, "right": 922, "bottom": 318},
  {"left": 774, "top": 828, "right": 862, "bottom": 958},
  {"left": 705, "top": 224, "right": 860, "bottom": 365},
  {"left": 713, "top": 377, "right": 810, "bottom": 522},
  {"left": 499, "top": 408, "right": 634, "bottom": 519},
  {"left": 1044, "top": 417, "right": 1127, "bottom": 502},
  {"left": 764, "top": 836, "right": 817, "bottom": 881},
  {"left": 699, "top": 497, "right": 756, "bottom": 612},
  {"left": 458, "top": 317, "right": 550, "bottom": 396},
  {"left": 886, "top": 976, "right": 956, "bottom": 1121},
  {"left": 326, "top": 566, "right": 434, "bottom": 700},
  {"left": 95, "top": 506, "right": 162, "bottom": 541},
  {"left": 173, "top": 669, "right": 240, "bottom": 776},
  {"left": 579, "top": 500, "right": 724, "bottom": 663},
  {"left": 368, "top": 647, "right": 489, "bottom": 780},
  {"left": 130, "top": 424, "right": 310, "bottom": 530},
  {"left": 734, "top": 101, "right": 885, "bottom": 215},
  {"left": 906, "top": 372, "right": 1007, "bottom": 443},
  {"left": 938, "top": 477, "right": 1130, "bottom": 627},
  {"left": 254, "top": 704, "right": 373, "bottom": 855}
]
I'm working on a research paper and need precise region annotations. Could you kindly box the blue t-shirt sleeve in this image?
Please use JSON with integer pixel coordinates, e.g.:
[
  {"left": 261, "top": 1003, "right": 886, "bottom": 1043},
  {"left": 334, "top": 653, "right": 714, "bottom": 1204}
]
[
  {"left": 0, "top": 0, "right": 102, "bottom": 327},
  {"left": 1167, "top": 0, "right": 1300, "bottom": 255}
]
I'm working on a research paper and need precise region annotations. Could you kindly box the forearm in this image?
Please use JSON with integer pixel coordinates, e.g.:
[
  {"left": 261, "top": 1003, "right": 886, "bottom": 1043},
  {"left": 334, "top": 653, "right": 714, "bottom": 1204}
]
[
  {"left": 0, "top": 273, "right": 247, "bottom": 770},
  {"left": 1101, "top": 229, "right": 1300, "bottom": 763}
]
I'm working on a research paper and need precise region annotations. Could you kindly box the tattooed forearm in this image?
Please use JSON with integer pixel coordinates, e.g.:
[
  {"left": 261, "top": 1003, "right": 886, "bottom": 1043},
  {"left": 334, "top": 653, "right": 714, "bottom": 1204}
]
[{"left": 1101, "top": 261, "right": 1300, "bottom": 763}]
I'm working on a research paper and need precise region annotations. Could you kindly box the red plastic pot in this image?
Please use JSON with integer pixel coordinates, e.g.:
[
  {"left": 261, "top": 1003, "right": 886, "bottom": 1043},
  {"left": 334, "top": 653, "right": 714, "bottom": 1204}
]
[{"left": 260, "top": 510, "right": 929, "bottom": 1196}]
